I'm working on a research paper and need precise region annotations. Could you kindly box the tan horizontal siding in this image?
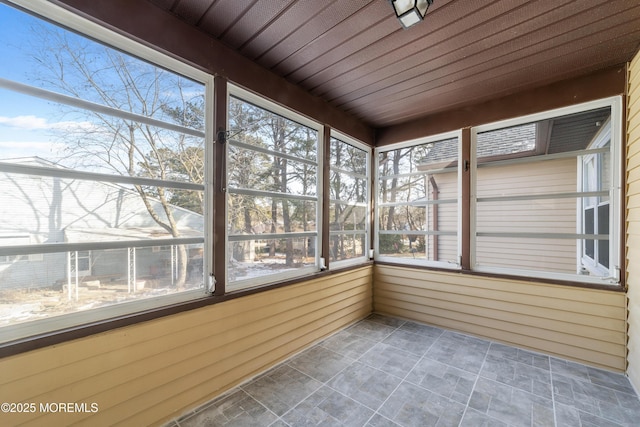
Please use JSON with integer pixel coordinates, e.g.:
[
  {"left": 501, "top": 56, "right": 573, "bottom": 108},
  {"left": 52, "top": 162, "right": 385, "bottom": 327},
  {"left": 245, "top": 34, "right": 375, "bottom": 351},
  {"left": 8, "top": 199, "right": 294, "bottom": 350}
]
[
  {"left": 627, "top": 161, "right": 640, "bottom": 187},
  {"left": 477, "top": 159, "right": 576, "bottom": 197},
  {"left": 628, "top": 193, "right": 640, "bottom": 210},
  {"left": 476, "top": 237, "right": 576, "bottom": 273},
  {"left": 0, "top": 266, "right": 373, "bottom": 426},
  {"left": 628, "top": 127, "right": 640, "bottom": 157},
  {"left": 627, "top": 179, "right": 640, "bottom": 198},
  {"left": 627, "top": 52, "right": 640, "bottom": 393},
  {"left": 474, "top": 158, "right": 577, "bottom": 272},
  {"left": 373, "top": 265, "right": 626, "bottom": 371},
  {"left": 476, "top": 220, "right": 577, "bottom": 233}
]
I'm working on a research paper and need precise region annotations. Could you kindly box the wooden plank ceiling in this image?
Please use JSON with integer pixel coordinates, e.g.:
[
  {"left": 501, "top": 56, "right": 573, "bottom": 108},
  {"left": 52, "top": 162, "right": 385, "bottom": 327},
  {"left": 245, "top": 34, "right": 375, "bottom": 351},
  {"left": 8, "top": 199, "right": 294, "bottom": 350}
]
[{"left": 149, "top": 0, "right": 640, "bottom": 128}]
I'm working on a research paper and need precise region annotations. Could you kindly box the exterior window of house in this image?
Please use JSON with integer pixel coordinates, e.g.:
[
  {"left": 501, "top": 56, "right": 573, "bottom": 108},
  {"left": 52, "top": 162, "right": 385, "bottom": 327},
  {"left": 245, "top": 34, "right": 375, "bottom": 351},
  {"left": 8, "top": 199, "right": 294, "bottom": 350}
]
[
  {"left": 375, "top": 132, "right": 461, "bottom": 268},
  {"left": 0, "top": 0, "right": 213, "bottom": 343},
  {"left": 472, "top": 98, "right": 621, "bottom": 285},
  {"left": 581, "top": 119, "right": 612, "bottom": 275},
  {"left": 226, "top": 86, "right": 322, "bottom": 290},
  {"left": 0, "top": 236, "right": 29, "bottom": 263},
  {"left": 329, "top": 132, "right": 371, "bottom": 266}
]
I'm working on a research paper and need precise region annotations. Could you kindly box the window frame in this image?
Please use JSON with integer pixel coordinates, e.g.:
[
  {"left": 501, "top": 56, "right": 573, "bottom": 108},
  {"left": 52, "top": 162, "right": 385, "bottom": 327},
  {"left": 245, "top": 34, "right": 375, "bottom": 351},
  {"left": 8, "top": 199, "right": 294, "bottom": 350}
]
[
  {"left": 0, "top": 0, "right": 215, "bottom": 345},
  {"left": 225, "top": 84, "right": 324, "bottom": 291},
  {"left": 470, "top": 97, "right": 622, "bottom": 286},
  {"left": 328, "top": 130, "right": 372, "bottom": 269},
  {"left": 579, "top": 118, "right": 612, "bottom": 276},
  {"left": 374, "top": 130, "right": 463, "bottom": 269}
]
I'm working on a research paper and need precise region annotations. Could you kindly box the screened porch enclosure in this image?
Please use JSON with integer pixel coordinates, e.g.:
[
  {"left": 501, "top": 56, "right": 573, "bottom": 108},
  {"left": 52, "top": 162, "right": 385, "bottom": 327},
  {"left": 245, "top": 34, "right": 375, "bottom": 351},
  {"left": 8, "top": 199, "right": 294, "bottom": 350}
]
[
  {"left": 0, "top": 161, "right": 206, "bottom": 331},
  {"left": 377, "top": 105, "right": 617, "bottom": 283},
  {"left": 473, "top": 107, "right": 616, "bottom": 281}
]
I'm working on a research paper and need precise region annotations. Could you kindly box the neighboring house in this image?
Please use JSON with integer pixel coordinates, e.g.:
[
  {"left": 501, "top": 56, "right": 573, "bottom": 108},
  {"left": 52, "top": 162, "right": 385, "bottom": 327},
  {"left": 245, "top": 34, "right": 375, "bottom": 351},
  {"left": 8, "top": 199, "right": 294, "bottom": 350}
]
[
  {"left": 415, "top": 108, "right": 611, "bottom": 275},
  {"left": 0, "top": 157, "right": 204, "bottom": 292}
]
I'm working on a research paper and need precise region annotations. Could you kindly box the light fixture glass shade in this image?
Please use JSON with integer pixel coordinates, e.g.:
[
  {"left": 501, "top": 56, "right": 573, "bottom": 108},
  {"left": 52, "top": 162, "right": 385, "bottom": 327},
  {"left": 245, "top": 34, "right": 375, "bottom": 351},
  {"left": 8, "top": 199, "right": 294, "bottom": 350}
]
[
  {"left": 399, "top": 11, "right": 421, "bottom": 28},
  {"left": 391, "top": 0, "right": 433, "bottom": 29},
  {"left": 392, "top": 0, "right": 415, "bottom": 15}
]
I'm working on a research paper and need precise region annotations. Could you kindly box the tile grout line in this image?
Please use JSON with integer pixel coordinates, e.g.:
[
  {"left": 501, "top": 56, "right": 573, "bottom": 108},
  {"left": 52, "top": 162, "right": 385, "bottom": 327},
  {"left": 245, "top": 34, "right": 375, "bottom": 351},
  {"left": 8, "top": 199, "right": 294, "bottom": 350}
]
[
  {"left": 457, "top": 340, "right": 492, "bottom": 427},
  {"left": 362, "top": 325, "right": 446, "bottom": 427},
  {"left": 361, "top": 320, "right": 410, "bottom": 426},
  {"left": 173, "top": 316, "right": 640, "bottom": 426},
  {"left": 344, "top": 317, "right": 409, "bottom": 426},
  {"left": 550, "top": 364, "right": 558, "bottom": 427},
  {"left": 278, "top": 317, "right": 407, "bottom": 426},
  {"left": 237, "top": 321, "right": 381, "bottom": 425},
  {"left": 277, "top": 361, "right": 331, "bottom": 427}
]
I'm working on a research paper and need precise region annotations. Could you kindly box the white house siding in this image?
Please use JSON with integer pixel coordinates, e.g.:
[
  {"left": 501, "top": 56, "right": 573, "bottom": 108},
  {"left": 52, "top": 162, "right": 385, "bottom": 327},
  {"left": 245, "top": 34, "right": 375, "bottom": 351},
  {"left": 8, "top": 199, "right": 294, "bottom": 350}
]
[
  {"left": 627, "top": 50, "right": 640, "bottom": 394},
  {"left": 0, "top": 162, "right": 203, "bottom": 288},
  {"left": 0, "top": 253, "right": 66, "bottom": 290}
]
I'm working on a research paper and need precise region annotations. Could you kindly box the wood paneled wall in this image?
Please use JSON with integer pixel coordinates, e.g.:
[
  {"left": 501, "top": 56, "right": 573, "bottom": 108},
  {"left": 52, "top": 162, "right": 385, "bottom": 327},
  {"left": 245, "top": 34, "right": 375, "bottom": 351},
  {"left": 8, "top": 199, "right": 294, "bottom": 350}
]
[
  {"left": 373, "top": 265, "right": 627, "bottom": 372},
  {"left": 627, "top": 50, "right": 640, "bottom": 393},
  {"left": 0, "top": 266, "right": 372, "bottom": 426}
]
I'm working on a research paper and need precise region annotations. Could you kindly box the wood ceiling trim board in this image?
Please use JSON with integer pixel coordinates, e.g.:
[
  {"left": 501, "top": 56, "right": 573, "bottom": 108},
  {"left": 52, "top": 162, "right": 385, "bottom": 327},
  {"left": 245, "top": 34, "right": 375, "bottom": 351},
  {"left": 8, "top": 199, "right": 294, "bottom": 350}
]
[
  {"left": 379, "top": 27, "right": 640, "bottom": 124},
  {"left": 258, "top": 0, "right": 372, "bottom": 71},
  {"left": 375, "top": 66, "right": 626, "bottom": 145},
  {"left": 55, "top": 0, "right": 374, "bottom": 142},
  {"left": 198, "top": 0, "right": 256, "bottom": 40},
  {"left": 341, "top": 20, "right": 640, "bottom": 120},
  {"left": 285, "top": 14, "right": 397, "bottom": 84},
  {"left": 367, "top": 44, "right": 634, "bottom": 126},
  {"left": 273, "top": 0, "right": 391, "bottom": 78},
  {"left": 193, "top": 0, "right": 218, "bottom": 27},
  {"left": 62, "top": 0, "right": 640, "bottom": 131},
  {"left": 296, "top": 0, "right": 469, "bottom": 92},
  {"left": 238, "top": 0, "right": 334, "bottom": 61},
  {"left": 325, "top": 0, "right": 610, "bottom": 105},
  {"left": 367, "top": 60, "right": 625, "bottom": 127},
  {"left": 173, "top": 0, "right": 215, "bottom": 25},
  {"left": 302, "top": 0, "right": 524, "bottom": 95},
  {"left": 219, "top": 0, "right": 292, "bottom": 50},
  {"left": 320, "top": 0, "right": 627, "bottom": 103},
  {"left": 345, "top": 17, "right": 640, "bottom": 121},
  {"left": 149, "top": 0, "right": 177, "bottom": 10}
]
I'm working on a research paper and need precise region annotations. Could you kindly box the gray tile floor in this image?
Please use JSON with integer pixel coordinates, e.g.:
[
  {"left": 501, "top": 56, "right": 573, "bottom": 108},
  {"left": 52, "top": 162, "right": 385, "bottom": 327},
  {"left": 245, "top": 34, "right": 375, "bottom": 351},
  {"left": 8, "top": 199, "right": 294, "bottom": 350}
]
[{"left": 166, "top": 314, "right": 640, "bottom": 427}]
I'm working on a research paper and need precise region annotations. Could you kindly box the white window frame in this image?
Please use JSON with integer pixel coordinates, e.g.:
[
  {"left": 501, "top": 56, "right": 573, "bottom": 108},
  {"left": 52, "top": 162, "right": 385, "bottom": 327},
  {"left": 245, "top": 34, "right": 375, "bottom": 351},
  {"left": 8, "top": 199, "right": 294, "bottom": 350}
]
[
  {"left": 226, "top": 84, "right": 324, "bottom": 291},
  {"left": 374, "top": 130, "right": 462, "bottom": 269},
  {"left": 0, "top": 0, "right": 214, "bottom": 344},
  {"left": 329, "top": 130, "right": 372, "bottom": 269},
  {"left": 579, "top": 118, "right": 612, "bottom": 277},
  {"left": 470, "top": 97, "right": 622, "bottom": 285},
  {"left": 72, "top": 250, "right": 92, "bottom": 276}
]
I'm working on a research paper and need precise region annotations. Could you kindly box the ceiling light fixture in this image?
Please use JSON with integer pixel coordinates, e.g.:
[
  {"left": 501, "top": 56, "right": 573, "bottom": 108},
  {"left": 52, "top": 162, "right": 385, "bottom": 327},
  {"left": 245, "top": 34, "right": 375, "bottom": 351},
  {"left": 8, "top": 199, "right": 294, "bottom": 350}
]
[{"left": 390, "top": 0, "right": 434, "bottom": 29}]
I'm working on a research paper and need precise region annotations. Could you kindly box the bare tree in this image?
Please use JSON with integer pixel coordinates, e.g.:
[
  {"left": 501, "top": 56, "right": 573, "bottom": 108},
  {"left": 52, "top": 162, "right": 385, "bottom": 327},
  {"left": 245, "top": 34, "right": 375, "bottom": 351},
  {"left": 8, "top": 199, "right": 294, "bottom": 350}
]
[
  {"left": 227, "top": 98, "right": 317, "bottom": 267},
  {"left": 30, "top": 25, "right": 205, "bottom": 287}
]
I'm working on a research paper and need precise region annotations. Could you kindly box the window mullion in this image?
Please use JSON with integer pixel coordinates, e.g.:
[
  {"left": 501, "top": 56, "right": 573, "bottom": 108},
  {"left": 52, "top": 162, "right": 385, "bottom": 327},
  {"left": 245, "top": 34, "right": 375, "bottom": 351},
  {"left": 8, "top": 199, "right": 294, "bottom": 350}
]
[
  {"left": 212, "top": 75, "right": 227, "bottom": 296},
  {"left": 461, "top": 127, "right": 471, "bottom": 270},
  {"left": 322, "top": 125, "right": 331, "bottom": 269}
]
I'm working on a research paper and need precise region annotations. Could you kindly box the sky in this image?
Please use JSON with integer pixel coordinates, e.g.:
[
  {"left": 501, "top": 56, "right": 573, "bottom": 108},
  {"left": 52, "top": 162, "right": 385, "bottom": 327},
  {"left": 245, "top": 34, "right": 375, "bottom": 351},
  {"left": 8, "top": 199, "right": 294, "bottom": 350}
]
[
  {"left": 0, "top": 2, "right": 69, "bottom": 160},
  {"left": 0, "top": 2, "right": 205, "bottom": 165}
]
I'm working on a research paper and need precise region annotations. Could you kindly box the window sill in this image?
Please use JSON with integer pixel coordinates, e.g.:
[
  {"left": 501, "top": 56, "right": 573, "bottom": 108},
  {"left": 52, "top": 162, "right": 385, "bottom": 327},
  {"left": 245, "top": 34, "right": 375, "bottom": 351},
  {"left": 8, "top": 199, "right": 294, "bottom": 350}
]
[
  {"left": 0, "top": 261, "right": 374, "bottom": 358},
  {"left": 373, "top": 260, "right": 626, "bottom": 292}
]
